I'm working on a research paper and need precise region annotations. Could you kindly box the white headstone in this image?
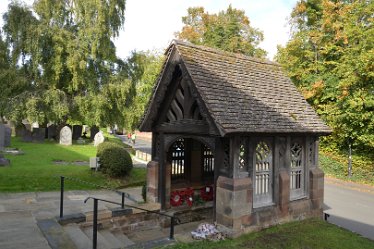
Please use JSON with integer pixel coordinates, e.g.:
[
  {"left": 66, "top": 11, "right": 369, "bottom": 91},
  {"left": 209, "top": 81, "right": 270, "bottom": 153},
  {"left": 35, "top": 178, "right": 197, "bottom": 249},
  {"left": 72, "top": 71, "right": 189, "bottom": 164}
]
[
  {"left": 93, "top": 131, "right": 105, "bottom": 147},
  {"left": 59, "top": 126, "right": 72, "bottom": 146}
]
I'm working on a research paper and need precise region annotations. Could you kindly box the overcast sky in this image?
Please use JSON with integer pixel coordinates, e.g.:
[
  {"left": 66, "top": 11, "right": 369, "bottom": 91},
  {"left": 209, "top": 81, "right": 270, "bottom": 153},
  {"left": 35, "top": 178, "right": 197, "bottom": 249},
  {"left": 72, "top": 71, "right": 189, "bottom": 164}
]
[{"left": 0, "top": 0, "right": 298, "bottom": 60}]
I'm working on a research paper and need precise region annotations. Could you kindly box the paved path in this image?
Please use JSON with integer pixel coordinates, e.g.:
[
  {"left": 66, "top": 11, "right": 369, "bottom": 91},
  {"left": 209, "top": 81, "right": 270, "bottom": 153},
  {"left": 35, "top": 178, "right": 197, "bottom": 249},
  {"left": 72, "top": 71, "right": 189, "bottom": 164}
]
[
  {"left": 0, "top": 187, "right": 143, "bottom": 249},
  {"left": 324, "top": 177, "right": 374, "bottom": 240},
  {"left": 115, "top": 134, "right": 152, "bottom": 155}
]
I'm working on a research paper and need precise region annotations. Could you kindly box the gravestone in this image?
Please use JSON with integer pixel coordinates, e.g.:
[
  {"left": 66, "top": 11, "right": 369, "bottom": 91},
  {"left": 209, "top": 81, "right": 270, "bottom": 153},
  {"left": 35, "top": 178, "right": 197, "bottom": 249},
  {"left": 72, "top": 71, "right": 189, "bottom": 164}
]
[
  {"left": 59, "top": 126, "right": 72, "bottom": 146},
  {"left": 93, "top": 131, "right": 105, "bottom": 147},
  {"left": 47, "top": 124, "right": 57, "bottom": 140},
  {"left": 15, "top": 124, "right": 26, "bottom": 137},
  {"left": 22, "top": 130, "right": 33, "bottom": 142},
  {"left": 24, "top": 123, "right": 32, "bottom": 131},
  {"left": 0, "top": 154, "right": 10, "bottom": 166},
  {"left": 90, "top": 126, "right": 99, "bottom": 140},
  {"left": 32, "top": 128, "right": 45, "bottom": 142},
  {"left": 0, "top": 124, "right": 4, "bottom": 149},
  {"left": 4, "top": 125, "right": 11, "bottom": 147},
  {"left": 72, "top": 125, "right": 83, "bottom": 140}
]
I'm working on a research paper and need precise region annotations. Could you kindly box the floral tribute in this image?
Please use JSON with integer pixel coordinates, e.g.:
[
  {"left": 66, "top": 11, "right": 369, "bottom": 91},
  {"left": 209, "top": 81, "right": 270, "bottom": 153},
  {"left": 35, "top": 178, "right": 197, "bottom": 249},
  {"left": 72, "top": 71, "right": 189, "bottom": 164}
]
[
  {"left": 170, "top": 187, "right": 194, "bottom": 207},
  {"left": 200, "top": 185, "right": 214, "bottom": 201},
  {"left": 170, "top": 185, "right": 214, "bottom": 207}
]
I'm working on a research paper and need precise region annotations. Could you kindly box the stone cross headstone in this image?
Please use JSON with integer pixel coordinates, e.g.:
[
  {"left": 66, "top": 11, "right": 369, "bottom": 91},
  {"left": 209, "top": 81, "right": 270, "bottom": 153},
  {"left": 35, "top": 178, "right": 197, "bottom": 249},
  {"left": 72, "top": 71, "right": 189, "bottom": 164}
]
[
  {"left": 90, "top": 126, "right": 99, "bottom": 140},
  {"left": 4, "top": 125, "right": 11, "bottom": 147},
  {"left": 59, "top": 126, "right": 72, "bottom": 146},
  {"left": 93, "top": 131, "right": 105, "bottom": 147},
  {"left": 47, "top": 124, "right": 57, "bottom": 140},
  {"left": 72, "top": 125, "right": 83, "bottom": 140},
  {"left": 0, "top": 124, "right": 4, "bottom": 149}
]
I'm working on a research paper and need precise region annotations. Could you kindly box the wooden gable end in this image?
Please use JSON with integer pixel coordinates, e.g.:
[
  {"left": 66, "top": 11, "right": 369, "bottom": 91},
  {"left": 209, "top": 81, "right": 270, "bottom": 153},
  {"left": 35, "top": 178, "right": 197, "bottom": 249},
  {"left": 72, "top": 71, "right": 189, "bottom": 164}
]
[{"left": 155, "top": 66, "right": 213, "bottom": 135}]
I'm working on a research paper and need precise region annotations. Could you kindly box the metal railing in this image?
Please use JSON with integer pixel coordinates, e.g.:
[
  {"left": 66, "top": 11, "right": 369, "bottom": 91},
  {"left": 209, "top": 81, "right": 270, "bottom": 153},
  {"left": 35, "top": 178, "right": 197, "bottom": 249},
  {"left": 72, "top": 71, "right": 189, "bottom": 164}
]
[
  {"left": 84, "top": 197, "right": 178, "bottom": 249},
  {"left": 58, "top": 175, "right": 137, "bottom": 219}
]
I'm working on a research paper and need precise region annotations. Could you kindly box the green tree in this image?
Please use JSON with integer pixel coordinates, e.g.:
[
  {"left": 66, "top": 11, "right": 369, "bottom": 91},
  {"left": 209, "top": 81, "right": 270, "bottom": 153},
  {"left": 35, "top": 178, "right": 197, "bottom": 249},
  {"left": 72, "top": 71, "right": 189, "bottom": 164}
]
[
  {"left": 121, "top": 51, "right": 164, "bottom": 131},
  {"left": 276, "top": 0, "right": 374, "bottom": 153},
  {"left": 2, "top": 0, "right": 127, "bottom": 126},
  {"left": 176, "top": 5, "right": 267, "bottom": 58},
  {"left": 0, "top": 32, "right": 28, "bottom": 123}
]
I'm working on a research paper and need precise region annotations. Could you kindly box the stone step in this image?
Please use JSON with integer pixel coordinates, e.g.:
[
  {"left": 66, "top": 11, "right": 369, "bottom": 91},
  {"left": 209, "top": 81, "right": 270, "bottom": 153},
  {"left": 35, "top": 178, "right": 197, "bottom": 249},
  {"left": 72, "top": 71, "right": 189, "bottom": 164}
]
[
  {"left": 36, "top": 219, "right": 77, "bottom": 249},
  {"left": 99, "top": 230, "right": 127, "bottom": 248},
  {"left": 127, "top": 237, "right": 174, "bottom": 249},
  {"left": 82, "top": 227, "right": 117, "bottom": 249},
  {"left": 63, "top": 224, "right": 92, "bottom": 249},
  {"left": 111, "top": 230, "right": 135, "bottom": 247}
]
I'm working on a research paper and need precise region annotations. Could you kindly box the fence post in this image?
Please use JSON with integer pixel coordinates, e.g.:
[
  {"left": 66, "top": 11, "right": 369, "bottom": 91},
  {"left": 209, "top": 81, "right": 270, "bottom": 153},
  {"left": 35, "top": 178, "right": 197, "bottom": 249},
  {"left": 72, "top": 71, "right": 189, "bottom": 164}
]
[
  {"left": 93, "top": 198, "right": 98, "bottom": 249},
  {"left": 121, "top": 192, "right": 125, "bottom": 209},
  {"left": 169, "top": 216, "right": 175, "bottom": 240},
  {"left": 60, "top": 176, "right": 64, "bottom": 218},
  {"left": 348, "top": 144, "right": 352, "bottom": 177}
]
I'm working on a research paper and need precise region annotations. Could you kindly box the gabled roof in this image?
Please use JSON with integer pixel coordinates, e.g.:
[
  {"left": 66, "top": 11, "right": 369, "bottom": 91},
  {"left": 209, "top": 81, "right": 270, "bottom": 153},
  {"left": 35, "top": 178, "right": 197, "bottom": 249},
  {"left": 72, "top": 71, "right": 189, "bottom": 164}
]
[{"left": 140, "top": 40, "right": 331, "bottom": 136}]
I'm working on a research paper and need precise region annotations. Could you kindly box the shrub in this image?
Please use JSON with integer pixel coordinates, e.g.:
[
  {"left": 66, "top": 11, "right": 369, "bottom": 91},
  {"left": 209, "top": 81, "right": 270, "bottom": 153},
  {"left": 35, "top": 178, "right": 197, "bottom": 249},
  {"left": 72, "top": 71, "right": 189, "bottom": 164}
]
[{"left": 96, "top": 142, "right": 133, "bottom": 177}]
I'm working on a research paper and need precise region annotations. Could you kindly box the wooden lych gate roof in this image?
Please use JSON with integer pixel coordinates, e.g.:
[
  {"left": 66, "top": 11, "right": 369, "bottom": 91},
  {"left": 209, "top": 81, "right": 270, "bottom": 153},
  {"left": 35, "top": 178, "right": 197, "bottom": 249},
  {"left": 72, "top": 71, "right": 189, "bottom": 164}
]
[{"left": 140, "top": 40, "right": 331, "bottom": 136}]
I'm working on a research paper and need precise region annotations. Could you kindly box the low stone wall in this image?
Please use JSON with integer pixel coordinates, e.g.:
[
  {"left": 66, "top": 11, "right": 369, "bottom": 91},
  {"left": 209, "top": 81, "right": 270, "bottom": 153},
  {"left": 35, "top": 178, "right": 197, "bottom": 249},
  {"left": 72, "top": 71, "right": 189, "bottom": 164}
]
[{"left": 135, "top": 150, "right": 152, "bottom": 162}]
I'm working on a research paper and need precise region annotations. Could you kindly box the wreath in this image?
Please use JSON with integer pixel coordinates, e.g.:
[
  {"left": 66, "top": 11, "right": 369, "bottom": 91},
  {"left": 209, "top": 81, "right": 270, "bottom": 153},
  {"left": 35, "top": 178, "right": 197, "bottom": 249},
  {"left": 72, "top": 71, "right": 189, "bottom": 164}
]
[
  {"left": 200, "top": 186, "right": 214, "bottom": 201},
  {"left": 170, "top": 188, "right": 195, "bottom": 207},
  {"left": 170, "top": 190, "right": 183, "bottom": 206},
  {"left": 184, "top": 187, "right": 194, "bottom": 207}
]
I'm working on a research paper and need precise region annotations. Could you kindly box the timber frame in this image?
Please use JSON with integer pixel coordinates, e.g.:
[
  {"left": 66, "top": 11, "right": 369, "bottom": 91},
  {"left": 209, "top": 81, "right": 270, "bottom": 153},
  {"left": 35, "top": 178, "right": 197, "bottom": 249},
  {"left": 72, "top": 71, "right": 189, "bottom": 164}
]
[{"left": 140, "top": 40, "right": 331, "bottom": 235}]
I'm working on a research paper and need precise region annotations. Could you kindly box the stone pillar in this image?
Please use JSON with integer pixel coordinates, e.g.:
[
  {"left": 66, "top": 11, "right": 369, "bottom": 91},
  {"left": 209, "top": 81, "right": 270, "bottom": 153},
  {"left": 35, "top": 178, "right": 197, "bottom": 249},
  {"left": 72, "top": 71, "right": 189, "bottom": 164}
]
[
  {"left": 216, "top": 176, "right": 252, "bottom": 231},
  {"left": 147, "top": 161, "right": 159, "bottom": 202},
  {"left": 279, "top": 169, "right": 290, "bottom": 216},
  {"left": 310, "top": 168, "right": 324, "bottom": 211}
]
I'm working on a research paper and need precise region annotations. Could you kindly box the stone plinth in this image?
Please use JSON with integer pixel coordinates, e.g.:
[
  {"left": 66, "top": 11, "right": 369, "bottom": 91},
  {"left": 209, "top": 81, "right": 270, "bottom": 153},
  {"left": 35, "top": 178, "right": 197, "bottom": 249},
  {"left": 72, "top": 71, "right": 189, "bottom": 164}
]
[
  {"left": 310, "top": 167, "right": 324, "bottom": 211},
  {"left": 147, "top": 161, "right": 159, "bottom": 202},
  {"left": 279, "top": 169, "right": 290, "bottom": 215},
  {"left": 216, "top": 176, "right": 252, "bottom": 231}
]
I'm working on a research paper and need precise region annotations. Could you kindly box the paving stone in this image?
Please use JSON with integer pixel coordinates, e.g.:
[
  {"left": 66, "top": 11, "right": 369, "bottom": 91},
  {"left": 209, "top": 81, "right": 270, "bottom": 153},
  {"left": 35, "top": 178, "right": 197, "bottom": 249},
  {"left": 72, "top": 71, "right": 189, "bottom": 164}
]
[{"left": 37, "top": 219, "right": 77, "bottom": 249}]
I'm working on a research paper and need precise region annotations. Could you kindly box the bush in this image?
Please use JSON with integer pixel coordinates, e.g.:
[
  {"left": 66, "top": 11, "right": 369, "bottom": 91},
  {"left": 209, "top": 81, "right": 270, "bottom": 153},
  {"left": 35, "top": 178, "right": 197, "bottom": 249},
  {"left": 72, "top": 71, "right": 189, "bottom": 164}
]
[{"left": 97, "top": 142, "right": 133, "bottom": 177}]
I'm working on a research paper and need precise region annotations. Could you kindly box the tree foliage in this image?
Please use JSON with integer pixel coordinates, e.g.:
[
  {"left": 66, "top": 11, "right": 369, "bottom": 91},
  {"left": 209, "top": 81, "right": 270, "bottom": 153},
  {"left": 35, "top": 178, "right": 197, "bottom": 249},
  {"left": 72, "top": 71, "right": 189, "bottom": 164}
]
[
  {"left": 176, "top": 5, "right": 267, "bottom": 58},
  {"left": 276, "top": 0, "right": 374, "bottom": 153},
  {"left": 121, "top": 51, "right": 164, "bottom": 131},
  {"left": 1, "top": 0, "right": 127, "bottom": 126}
]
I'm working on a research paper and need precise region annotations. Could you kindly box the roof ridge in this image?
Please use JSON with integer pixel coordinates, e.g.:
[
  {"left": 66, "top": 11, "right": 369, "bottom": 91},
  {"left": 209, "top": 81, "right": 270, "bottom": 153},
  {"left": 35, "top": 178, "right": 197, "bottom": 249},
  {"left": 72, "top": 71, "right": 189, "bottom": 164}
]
[{"left": 171, "top": 39, "right": 279, "bottom": 67}]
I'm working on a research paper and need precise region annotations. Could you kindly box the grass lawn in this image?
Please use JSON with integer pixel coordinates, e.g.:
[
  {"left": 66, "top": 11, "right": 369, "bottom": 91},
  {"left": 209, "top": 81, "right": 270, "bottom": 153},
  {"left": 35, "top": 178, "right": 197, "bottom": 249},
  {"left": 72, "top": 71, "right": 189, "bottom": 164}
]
[
  {"left": 165, "top": 219, "right": 374, "bottom": 249},
  {"left": 0, "top": 137, "right": 146, "bottom": 192}
]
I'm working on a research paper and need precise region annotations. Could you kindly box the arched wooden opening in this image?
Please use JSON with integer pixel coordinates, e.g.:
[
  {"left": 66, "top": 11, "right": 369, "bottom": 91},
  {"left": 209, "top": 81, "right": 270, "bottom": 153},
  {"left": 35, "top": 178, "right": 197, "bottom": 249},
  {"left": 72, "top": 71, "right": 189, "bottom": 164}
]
[{"left": 167, "top": 137, "right": 214, "bottom": 206}]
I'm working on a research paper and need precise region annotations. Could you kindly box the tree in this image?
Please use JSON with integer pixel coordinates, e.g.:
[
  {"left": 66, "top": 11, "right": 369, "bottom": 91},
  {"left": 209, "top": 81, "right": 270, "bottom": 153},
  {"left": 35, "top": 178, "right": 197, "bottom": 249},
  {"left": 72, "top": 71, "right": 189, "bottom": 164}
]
[
  {"left": 0, "top": 32, "right": 28, "bottom": 123},
  {"left": 176, "top": 5, "right": 267, "bottom": 58},
  {"left": 120, "top": 51, "right": 164, "bottom": 131},
  {"left": 276, "top": 0, "right": 374, "bottom": 153},
  {"left": 2, "top": 0, "right": 127, "bottom": 126}
]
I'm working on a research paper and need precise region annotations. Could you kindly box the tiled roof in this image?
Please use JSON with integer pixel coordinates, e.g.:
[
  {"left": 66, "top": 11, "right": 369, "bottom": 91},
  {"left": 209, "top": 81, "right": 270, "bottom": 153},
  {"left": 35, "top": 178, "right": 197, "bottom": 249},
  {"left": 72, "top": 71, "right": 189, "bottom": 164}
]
[{"left": 174, "top": 41, "right": 331, "bottom": 135}]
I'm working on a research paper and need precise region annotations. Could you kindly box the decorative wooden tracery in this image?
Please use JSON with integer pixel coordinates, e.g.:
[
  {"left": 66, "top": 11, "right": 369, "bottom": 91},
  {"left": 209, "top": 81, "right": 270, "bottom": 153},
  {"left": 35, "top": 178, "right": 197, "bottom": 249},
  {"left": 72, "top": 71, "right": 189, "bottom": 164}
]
[
  {"left": 171, "top": 138, "right": 186, "bottom": 181},
  {"left": 202, "top": 144, "right": 214, "bottom": 180},
  {"left": 290, "top": 141, "right": 305, "bottom": 199},
  {"left": 254, "top": 141, "right": 273, "bottom": 207},
  {"left": 165, "top": 82, "right": 203, "bottom": 123}
]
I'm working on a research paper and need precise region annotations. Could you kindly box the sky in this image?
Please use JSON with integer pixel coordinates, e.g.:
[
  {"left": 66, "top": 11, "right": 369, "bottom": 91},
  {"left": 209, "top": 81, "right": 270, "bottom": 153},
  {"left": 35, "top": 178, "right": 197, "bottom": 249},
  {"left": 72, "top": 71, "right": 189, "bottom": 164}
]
[{"left": 0, "top": 0, "right": 298, "bottom": 60}]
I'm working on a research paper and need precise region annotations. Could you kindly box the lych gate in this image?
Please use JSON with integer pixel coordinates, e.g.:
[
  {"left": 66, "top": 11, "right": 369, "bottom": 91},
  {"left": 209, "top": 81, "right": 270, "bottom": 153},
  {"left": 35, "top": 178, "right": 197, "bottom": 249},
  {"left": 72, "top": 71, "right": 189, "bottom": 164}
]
[{"left": 140, "top": 40, "right": 331, "bottom": 235}]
